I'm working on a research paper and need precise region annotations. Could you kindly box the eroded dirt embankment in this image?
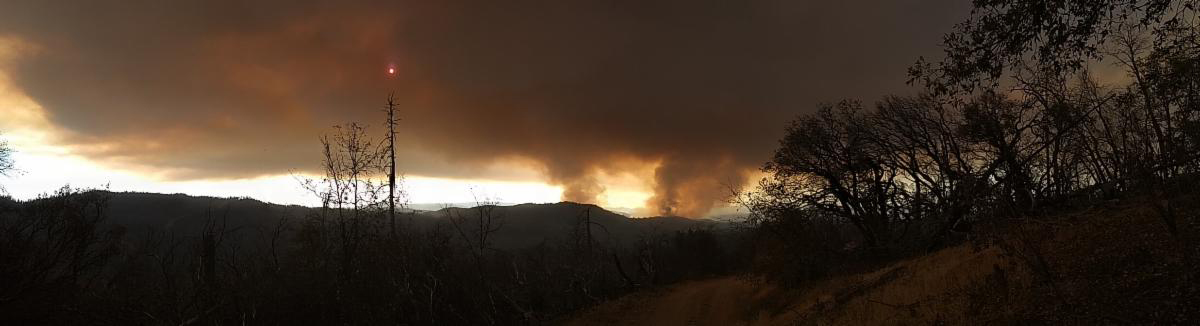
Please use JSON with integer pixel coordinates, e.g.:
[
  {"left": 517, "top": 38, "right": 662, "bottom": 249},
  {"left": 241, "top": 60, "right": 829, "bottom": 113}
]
[{"left": 566, "top": 245, "right": 1010, "bottom": 325}]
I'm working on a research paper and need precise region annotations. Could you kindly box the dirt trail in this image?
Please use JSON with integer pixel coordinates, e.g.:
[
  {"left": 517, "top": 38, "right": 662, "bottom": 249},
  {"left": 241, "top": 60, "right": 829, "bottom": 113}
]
[
  {"left": 565, "top": 277, "right": 790, "bottom": 326},
  {"left": 565, "top": 245, "right": 1010, "bottom": 325}
]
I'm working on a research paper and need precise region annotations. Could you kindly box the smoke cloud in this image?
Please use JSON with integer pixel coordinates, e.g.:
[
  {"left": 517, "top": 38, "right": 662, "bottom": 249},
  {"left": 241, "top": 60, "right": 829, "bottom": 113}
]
[{"left": 0, "top": 0, "right": 968, "bottom": 216}]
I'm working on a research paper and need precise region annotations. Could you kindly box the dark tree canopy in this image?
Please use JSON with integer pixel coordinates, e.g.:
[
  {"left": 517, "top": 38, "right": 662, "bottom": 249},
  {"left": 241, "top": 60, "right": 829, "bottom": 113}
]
[
  {"left": 752, "top": 0, "right": 1200, "bottom": 275},
  {"left": 911, "top": 0, "right": 1197, "bottom": 93}
]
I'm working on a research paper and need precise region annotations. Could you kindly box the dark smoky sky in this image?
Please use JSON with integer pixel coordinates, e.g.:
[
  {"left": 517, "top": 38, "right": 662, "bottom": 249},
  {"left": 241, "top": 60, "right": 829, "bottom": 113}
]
[{"left": 0, "top": 0, "right": 970, "bottom": 216}]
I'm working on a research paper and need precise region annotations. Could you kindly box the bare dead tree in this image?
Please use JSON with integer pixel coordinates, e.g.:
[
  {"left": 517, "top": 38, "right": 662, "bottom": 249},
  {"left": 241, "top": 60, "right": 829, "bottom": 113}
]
[
  {"left": 0, "top": 133, "right": 14, "bottom": 195},
  {"left": 446, "top": 194, "right": 509, "bottom": 324},
  {"left": 0, "top": 133, "right": 12, "bottom": 177},
  {"left": 383, "top": 93, "right": 403, "bottom": 238}
]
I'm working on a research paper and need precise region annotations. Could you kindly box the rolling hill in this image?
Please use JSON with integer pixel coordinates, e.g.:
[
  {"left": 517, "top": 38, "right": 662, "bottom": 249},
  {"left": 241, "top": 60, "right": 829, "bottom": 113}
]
[{"left": 77, "top": 191, "right": 718, "bottom": 250}]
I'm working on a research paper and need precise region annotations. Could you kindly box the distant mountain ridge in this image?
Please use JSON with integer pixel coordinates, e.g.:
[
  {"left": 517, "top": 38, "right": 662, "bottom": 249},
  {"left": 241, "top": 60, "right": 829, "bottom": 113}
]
[
  {"left": 79, "top": 191, "right": 717, "bottom": 250},
  {"left": 423, "top": 201, "right": 717, "bottom": 249}
]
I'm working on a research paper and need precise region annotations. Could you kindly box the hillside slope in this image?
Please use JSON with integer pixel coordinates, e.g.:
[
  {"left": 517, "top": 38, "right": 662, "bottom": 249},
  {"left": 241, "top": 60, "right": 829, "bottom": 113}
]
[
  {"left": 566, "top": 245, "right": 1008, "bottom": 325},
  {"left": 568, "top": 194, "right": 1200, "bottom": 324}
]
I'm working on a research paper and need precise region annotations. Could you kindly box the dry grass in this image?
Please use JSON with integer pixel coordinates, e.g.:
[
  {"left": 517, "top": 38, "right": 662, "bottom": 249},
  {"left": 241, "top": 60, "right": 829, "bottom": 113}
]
[
  {"left": 565, "top": 245, "right": 1021, "bottom": 325},
  {"left": 566, "top": 193, "right": 1200, "bottom": 325},
  {"left": 789, "top": 193, "right": 1200, "bottom": 324},
  {"left": 772, "top": 245, "right": 1022, "bottom": 325}
]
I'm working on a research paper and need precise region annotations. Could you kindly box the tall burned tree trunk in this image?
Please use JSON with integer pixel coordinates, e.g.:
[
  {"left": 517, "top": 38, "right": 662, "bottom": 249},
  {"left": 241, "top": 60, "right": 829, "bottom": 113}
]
[{"left": 385, "top": 93, "right": 400, "bottom": 238}]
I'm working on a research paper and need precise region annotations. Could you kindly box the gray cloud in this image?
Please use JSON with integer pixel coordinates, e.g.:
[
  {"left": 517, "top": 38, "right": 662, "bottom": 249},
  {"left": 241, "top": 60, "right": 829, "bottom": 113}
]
[{"left": 0, "top": 0, "right": 969, "bottom": 216}]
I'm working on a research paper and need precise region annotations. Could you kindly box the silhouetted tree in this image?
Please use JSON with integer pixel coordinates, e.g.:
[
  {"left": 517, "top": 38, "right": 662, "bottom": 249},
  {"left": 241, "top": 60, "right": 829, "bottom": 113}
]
[
  {"left": 0, "top": 187, "right": 122, "bottom": 324},
  {"left": 911, "top": 0, "right": 1198, "bottom": 94},
  {"left": 0, "top": 134, "right": 12, "bottom": 177},
  {"left": 382, "top": 94, "right": 405, "bottom": 238},
  {"left": 759, "top": 101, "right": 905, "bottom": 252},
  {"left": 748, "top": 0, "right": 1200, "bottom": 288}
]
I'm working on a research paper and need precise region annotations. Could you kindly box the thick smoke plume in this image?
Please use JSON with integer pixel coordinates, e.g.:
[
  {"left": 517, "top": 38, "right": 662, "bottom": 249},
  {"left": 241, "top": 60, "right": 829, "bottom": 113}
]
[{"left": 0, "top": 0, "right": 967, "bottom": 216}]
